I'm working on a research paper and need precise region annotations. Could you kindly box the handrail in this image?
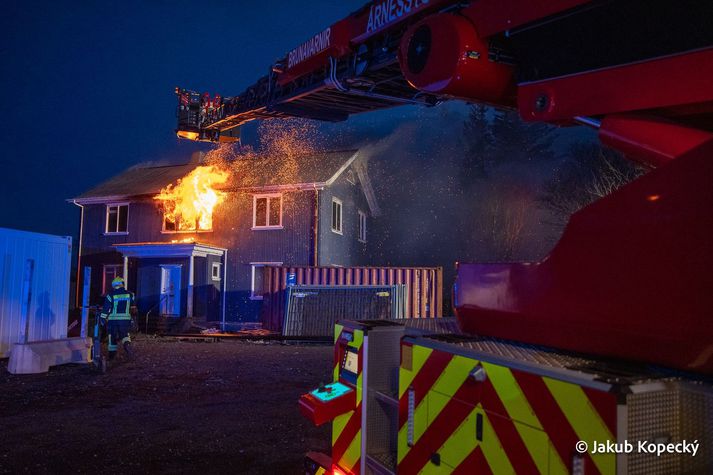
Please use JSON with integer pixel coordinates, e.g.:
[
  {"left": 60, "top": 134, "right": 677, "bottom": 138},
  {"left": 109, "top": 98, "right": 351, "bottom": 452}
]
[{"left": 144, "top": 294, "right": 169, "bottom": 334}]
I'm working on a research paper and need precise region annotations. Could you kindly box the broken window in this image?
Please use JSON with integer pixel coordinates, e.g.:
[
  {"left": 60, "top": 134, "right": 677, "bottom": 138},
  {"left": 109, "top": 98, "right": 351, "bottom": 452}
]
[
  {"left": 163, "top": 216, "right": 177, "bottom": 232},
  {"left": 332, "top": 198, "right": 342, "bottom": 234},
  {"left": 106, "top": 204, "right": 129, "bottom": 234},
  {"left": 250, "top": 262, "right": 282, "bottom": 299},
  {"left": 162, "top": 210, "right": 215, "bottom": 232},
  {"left": 253, "top": 194, "right": 282, "bottom": 229}
]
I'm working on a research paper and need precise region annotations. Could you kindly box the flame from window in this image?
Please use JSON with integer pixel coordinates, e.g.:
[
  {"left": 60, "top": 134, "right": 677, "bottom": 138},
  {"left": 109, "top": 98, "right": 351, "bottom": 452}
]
[{"left": 155, "top": 165, "right": 229, "bottom": 231}]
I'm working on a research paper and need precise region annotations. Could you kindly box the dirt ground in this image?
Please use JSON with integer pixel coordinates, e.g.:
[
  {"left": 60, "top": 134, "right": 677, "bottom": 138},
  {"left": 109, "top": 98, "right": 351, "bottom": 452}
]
[{"left": 0, "top": 336, "right": 334, "bottom": 474}]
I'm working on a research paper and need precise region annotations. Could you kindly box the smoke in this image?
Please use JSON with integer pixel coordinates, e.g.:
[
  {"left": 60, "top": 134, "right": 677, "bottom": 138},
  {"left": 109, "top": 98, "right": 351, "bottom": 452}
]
[
  {"left": 355, "top": 107, "right": 468, "bottom": 264},
  {"left": 194, "top": 107, "right": 585, "bottom": 314},
  {"left": 333, "top": 104, "right": 575, "bottom": 313},
  {"left": 336, "top": 105, "right": 563, "bottom": 270}
]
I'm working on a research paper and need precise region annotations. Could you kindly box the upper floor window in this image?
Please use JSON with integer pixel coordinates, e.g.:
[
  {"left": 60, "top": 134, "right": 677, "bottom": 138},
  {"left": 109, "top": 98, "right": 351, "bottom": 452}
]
[
  {"left": 331, "top": 197, "right": 343, "bottom": 234},
  {"left": 358, "top": 210, "right": 367, "bottom": 243},
  {"left": 253, "top": 194, "right": 282, "bottom": 229},
  {"left": 105, "top": 204, "right": 129, "bottom": 234},
  {"left": 162, "top": 210, "right": 216, "bottom": 233}
]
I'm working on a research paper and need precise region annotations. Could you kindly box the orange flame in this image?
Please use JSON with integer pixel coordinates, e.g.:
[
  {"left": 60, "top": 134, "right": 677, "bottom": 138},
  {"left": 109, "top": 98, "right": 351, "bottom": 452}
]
[{"left": 155, "top": 165, "right": 229, "bottom": 231}]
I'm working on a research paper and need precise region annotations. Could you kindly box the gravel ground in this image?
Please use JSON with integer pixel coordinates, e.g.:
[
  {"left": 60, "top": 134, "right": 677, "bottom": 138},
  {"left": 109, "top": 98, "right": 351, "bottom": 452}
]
[{"left": 0, "top": 336, "right": 333, "bottom": 474}]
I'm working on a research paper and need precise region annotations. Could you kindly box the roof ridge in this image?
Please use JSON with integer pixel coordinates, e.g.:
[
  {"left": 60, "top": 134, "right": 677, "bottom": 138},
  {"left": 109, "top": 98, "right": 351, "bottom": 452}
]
[{"left": 70, "top": 148, "right": 361, "bottom": 202}]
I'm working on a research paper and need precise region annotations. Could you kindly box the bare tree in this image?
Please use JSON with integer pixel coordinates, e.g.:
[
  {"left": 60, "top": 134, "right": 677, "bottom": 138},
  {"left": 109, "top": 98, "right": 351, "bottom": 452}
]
[
  {"left": 540, "top": 142, "right": 646, "bottom": 227},
  {"left": 478, "top": 185, "right": 530, "bottom": 261}
]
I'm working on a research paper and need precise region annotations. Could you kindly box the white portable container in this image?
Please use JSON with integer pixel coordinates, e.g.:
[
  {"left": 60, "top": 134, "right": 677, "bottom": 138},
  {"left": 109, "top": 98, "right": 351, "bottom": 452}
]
[{"left": 0, "top": 227, "right": 72, "bottom": 357}]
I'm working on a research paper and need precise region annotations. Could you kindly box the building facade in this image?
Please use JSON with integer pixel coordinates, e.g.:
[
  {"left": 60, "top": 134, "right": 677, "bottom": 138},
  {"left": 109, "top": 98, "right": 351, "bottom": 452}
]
[{"left": 70, "top": 149, "right": 379, "bottom": 328}]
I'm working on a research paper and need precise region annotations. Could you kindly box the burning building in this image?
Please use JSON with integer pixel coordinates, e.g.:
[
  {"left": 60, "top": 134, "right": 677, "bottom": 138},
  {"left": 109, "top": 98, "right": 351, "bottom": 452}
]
[{"left": 69, "top": 150, "right": 379, "bottom": 330}]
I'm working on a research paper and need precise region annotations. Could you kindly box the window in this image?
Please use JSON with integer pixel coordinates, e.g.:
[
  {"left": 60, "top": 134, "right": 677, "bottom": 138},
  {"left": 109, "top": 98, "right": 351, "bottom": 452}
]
[
  {"left": 253, "top": 194, "right": 282, "bottom": 229},
  {"left": 250, "top": 262, "right": 282, "bottom": 300},
  {"left": 163, "top": 216, "right": 177, "bottom": 232},
  {"left": 162, "top": 212, "right": 213, "bottom": 233},
  {"left": 331, "top": 198, "right": 342, "bottom": 234},
  {"left": 358, "top": 210, "right": 367, "bottom": 243},
  {"left": 105, "top": 204, "right": 129, "bottom": 234},
  {"left": 102, "top": 265, "right": 123, "bottom": 294},
  {"left": 212, "top": 263, "right": 222, "bottom": 281}
]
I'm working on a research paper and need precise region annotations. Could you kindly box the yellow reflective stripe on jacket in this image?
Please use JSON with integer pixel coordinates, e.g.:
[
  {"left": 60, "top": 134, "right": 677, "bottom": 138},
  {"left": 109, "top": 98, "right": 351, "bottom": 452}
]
[{"left": 108, "top": 293, "right": 132, "bottom": 320}]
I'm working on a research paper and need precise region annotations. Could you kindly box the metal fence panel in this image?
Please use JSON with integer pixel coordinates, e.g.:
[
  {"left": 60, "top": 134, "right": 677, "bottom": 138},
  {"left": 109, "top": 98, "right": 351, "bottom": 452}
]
[
  {"left": 261, "top": 266, "right": 443, "bottom": 331},
  {"left": 282, "top": 285, "right": 405, "bottom": 337}
]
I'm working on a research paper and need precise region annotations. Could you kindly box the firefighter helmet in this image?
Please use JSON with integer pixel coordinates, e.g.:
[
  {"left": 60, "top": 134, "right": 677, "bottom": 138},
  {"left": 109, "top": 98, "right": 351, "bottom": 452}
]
[{"left": 111, "top": 276, "right": 125, "bottom": 289}]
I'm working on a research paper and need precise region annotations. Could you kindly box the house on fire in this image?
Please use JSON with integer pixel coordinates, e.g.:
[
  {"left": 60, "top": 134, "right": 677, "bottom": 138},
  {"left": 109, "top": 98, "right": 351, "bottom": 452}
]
[{"left": 69, "top": 149, "right": 379, "bottom": 329}]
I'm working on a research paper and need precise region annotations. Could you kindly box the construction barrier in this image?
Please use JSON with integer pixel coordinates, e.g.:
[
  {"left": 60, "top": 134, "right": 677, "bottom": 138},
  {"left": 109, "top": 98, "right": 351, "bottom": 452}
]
[
  {"left": 282, "top": 285, "right": 404, "bottom": 337},
  {"left": 260, "top": 266, "right": 443, "bottom": 332}
]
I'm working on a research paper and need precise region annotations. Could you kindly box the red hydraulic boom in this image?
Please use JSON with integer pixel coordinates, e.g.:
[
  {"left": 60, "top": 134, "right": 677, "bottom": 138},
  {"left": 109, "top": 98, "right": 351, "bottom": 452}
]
[{"left": 175, "top": 0, "right": 713, "bottom": 374}]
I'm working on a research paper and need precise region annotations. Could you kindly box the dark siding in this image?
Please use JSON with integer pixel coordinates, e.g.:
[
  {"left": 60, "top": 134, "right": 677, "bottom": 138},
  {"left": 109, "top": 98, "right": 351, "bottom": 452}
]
[
  {"left": 78, "top": 167, "right": 374, "bottom": 324},
  {"left": 193, "top": 256, "right": 207, "bottom": 320},
  {"left": 319, "top": 167, "right": 370, "bottom": 267},
  {"left": 79, "top": 190, "right": 315, "bottom": 323},
  {"left": 216, "top": 191, "right": 313, "bottom": 322},
  {"left": 79, "top": 201, "right": 167, "bottom": 305},
  {"left": 199, "top": 254, "right": 222, "bottom": 322}
]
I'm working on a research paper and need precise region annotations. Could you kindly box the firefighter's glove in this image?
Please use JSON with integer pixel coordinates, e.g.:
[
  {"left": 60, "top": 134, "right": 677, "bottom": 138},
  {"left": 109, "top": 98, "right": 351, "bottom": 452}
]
[{"left": 99, "top": 315, "right": 108, "bottom": 328}]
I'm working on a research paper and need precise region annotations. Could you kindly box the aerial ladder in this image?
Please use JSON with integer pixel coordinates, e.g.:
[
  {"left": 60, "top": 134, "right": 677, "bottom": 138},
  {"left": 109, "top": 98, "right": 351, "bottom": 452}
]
[{"left": 175, "top": 1, "right": 713, "bottom": 472}]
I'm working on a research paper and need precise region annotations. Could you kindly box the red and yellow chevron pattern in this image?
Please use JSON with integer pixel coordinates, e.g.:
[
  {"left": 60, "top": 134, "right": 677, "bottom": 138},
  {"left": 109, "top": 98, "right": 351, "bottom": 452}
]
[
  {"left": 398, "top": 342, "right": 617, "bottom": 474},
  {"left": 331, "top": 323, "right": 365, "bottom": 475}
]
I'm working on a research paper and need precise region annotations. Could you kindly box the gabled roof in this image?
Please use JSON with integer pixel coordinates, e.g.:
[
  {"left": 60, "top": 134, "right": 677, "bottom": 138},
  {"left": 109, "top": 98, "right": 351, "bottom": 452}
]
[
  {"left": 70, "top": 149, "right": 359, "bottom": 204},
  {"left": 226, "top": 149, "right": 359, "bottom": 190},
  {"left": 72, "top": 162, "right": 198, "bottom": 203}
]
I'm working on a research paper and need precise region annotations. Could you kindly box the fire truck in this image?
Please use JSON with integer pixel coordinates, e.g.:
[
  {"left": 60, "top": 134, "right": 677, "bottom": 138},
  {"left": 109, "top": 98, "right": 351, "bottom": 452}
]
[{"left": 175, "top": 1, "right": 713, "bottom": 473}]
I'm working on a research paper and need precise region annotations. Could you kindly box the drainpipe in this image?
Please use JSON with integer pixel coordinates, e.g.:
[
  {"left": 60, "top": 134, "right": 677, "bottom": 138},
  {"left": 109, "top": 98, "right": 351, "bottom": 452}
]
[
  {"left": 72, "top": 200, "right": 85, "bottom": 308},
  {"left": 187, "top": 254, "right": 194, "bottom": 319},
  {"left": 313, "top": 186, "right": 319, "bottom": 267},
  {"left": 123, "top": 255, "right": 129, "bottom": 290},
  {"left": 221, "top": 249, "right": 228, "bottom": 332}
]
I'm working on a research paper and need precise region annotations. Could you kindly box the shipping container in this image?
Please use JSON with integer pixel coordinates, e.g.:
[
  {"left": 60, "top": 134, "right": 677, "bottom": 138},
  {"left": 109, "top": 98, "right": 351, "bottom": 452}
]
[
  {"left": 260, "top": 266, "right": 443, "bottom": 331},
  {"left": 0, "top": 227, "right": 72, "bottom": 357}
]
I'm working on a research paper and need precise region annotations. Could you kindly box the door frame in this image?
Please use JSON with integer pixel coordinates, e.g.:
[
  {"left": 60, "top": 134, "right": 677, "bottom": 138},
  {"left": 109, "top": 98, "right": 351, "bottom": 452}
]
[{"left": 160, "top": 264, "right": 182, "bottom": 317}]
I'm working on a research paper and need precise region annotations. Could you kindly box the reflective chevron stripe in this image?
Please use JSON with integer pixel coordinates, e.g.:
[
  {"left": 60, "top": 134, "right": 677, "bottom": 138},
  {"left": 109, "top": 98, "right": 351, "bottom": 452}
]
[
  {"left": 544, "top": 378, "right": 615, "bottom": 474},
  {"left": 483, "top": 362, "right": 568, "bottom": 475},
  {"left": 331, "top": 325, "right": 364, "bottom": 475},
  {"left": 398, "top": 353, "right": 472, "bottom": 465},
  {"left": 332, "top": 404, "right": 361, "bottom": 469},
  {"left": 398, "top": 344, "right": 618, "bottom": 474},
  {"left": 439, "top": 405, "right": 514, "bottom": 473},
  {"left": 333, "top": 324, "right": 344, "bottom": 381}
]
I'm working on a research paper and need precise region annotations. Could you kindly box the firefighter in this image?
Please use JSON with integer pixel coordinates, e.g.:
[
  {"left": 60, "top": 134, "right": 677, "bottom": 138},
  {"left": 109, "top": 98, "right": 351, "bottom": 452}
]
[{"left": 99, "top": 276, "right": 135, "bottom": 360}]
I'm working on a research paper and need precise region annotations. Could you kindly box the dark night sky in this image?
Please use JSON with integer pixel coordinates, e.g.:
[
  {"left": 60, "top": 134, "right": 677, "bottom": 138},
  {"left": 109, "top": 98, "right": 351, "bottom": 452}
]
[{"left": 0, "top": 0, "right": 369, "bottom": 238}]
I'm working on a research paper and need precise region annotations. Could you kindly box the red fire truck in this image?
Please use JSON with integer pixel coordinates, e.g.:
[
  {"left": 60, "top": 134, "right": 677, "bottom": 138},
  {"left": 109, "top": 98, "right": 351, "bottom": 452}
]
[{"left": 176, "top": 1, "right": 713, "bottom": 472}]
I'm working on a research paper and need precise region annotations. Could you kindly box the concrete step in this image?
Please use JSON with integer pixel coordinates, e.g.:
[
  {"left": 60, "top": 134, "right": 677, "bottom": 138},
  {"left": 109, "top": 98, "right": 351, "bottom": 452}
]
[{"left": 7, "top": 337, "right": 91, "bottom": 374}]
